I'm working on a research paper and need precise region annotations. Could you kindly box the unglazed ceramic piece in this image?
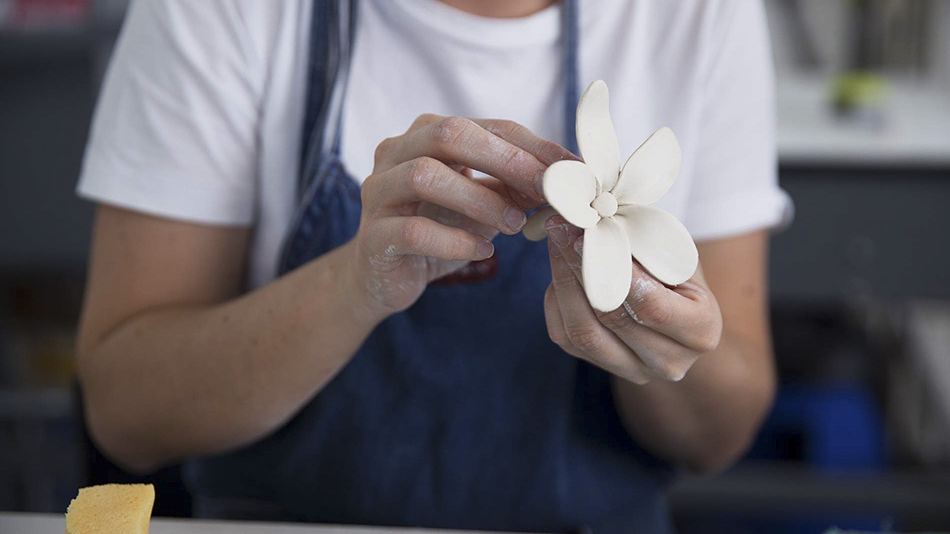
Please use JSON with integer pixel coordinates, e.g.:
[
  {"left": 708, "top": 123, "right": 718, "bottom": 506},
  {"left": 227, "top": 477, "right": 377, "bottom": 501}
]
[
  {"left": 530, "top": 79, "right": 699, "bottom": 312},
  {"left": 576, "top": 80, "right": 621, "bottom": 192},
  {"left": 522, "top": 206, "right": 558, "bottom": 241},
  {"left": 541, "top": 160, "right": 599, "bottom": 228}
]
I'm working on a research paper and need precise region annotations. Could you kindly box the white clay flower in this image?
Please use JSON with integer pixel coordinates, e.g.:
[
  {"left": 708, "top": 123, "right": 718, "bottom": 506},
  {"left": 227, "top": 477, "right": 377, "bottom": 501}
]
[{"left": 526, "top": 80, "right": 698, "bottom": 312}]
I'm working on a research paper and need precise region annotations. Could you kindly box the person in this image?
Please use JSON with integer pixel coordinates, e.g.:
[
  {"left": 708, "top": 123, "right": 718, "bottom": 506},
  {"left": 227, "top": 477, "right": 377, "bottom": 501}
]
[{"left": 75, "top": 0, "right": 791, "bottom": 532}]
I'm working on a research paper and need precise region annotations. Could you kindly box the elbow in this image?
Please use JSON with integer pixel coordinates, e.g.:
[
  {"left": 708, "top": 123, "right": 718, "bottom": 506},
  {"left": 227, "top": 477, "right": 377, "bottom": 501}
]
[
  {"left": 82, "top": 390, "right": 167, "bottom": 476},
  {"left": 86, "top": 422, "right": 165, "bottom": 476},
  {"left": 683, "top": 428, "right": 756, "bottom": 475},
  {"left": 77, "top": 354, "right": 168, "bottom": 476}
]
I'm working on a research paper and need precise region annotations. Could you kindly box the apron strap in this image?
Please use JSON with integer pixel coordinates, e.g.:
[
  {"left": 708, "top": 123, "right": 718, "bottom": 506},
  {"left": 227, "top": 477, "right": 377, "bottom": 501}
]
[
  {"left": 561, "top": 0, "right": 580, "bottom": 155},
  {"left": 297, "top": 0, "right": 578, "bottom": 196},
  {"left": 298, "top": 0, "right": 360, "bottom": 196}
]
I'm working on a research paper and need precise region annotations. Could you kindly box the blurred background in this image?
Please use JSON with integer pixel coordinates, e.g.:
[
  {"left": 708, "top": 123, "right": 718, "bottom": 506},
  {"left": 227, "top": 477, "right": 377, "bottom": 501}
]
[{"left": 1, "top": 0, "right": 949, "bottom": 532}]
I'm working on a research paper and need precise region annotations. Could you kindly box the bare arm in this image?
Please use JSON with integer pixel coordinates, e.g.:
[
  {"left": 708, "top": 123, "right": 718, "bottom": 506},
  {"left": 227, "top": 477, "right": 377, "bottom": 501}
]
[
  {"left": 77, "top": 206, "right": 380, "bottom": 474},
  {"left": 543, "top": 225, "right": 775, "bottom": 474},
  {"left": 609, "top": 231, "right": 775, "bottom": 473},
  {"left": 77, "top": 115, "right": 569, "bottom": 474}
]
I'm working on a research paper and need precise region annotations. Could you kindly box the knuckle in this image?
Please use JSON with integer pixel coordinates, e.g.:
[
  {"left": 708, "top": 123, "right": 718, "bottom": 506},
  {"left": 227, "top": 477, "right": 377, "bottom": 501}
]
[
  {"left": 433, "top": 115, "right": 472, "bottom": 146},
  {"left": 636, "top": 297, "right": 672, "bottom": 327},
  {"left": 407, "top": 157, "right": 439, "bottom": 193},
  {"left": 694, "top": 328, "right": 722, "bottom": 353},
  {"left": 599, "top": 308, "right": 637, "bottom": 333},
  {"left": 548, "top": 325, "right": 568, "bottom": 347},
  {"left": 655, "top": 359, "right": 690, "bottom": 382},
  {"left": 565, "top": 325, "right": 603, "bottom": 354},
  {"left": 412, "top": 113, "right": 441, "bottom": 130},
  {"left": 373, "top": 136, "right": 398, "bottom": 165},
  {"left": 628, "top": 372, "right": 652, "bottom": 386}
]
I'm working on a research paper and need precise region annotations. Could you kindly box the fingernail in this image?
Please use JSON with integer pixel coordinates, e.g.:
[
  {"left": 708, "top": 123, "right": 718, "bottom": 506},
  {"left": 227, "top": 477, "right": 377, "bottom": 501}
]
[
  {"left": 573, "top": 235, "right": 584, "bottom": 256},
  {"left": 546, "top": 224, "right": 571, "bottom": 247},
  {"left": 477, "top": 240, "right": 494, "bottom": 259},
  {"left": 533, "top": 171, "right": 546, "bottom": 201},
  {"left": 503, "top": 206, "right": 527, "bottom": 232}
]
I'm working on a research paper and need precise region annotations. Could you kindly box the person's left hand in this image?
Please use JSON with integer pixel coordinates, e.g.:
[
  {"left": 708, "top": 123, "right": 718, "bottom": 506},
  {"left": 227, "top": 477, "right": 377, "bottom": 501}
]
[{"left": 542, "top": 215, "right": 723, "bottom": 384}]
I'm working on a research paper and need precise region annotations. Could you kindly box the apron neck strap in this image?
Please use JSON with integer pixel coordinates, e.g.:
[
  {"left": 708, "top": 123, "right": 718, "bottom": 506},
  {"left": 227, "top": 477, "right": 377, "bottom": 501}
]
[
  {"left": 561, "top": 0, "right": 580, "bottom": 155},
  {"left": 298, "top": 0, "right": 359, "bottom": 195},
  {"left": 297, "top": 0, "right": 581, "bottom": 195}
]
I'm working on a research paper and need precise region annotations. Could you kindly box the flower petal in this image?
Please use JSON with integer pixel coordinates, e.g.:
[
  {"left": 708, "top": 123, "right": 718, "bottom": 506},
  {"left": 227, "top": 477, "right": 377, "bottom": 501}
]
[
  {"left": 613, "top": 127, "right": 681, "bottom": 206},
  {"left": 613, "top": 205, "right": 698, "bottom": 285},
  {"left": 582, "top": 217, "right": 633, "bottom": 312},
  {"left": 542, "top": 160, "right": 600, "bottom": 229},
  {"left": 576, "top": 80, "right": 621, "bottom": 192},
  {"left": 522, "top": 206, "right": 558, "bottom": 241}
]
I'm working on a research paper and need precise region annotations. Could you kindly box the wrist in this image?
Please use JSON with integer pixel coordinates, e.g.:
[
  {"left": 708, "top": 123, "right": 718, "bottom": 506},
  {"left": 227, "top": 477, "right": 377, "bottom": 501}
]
[{"left": 332, "top": 240, "right": 392, "bottom": 328}]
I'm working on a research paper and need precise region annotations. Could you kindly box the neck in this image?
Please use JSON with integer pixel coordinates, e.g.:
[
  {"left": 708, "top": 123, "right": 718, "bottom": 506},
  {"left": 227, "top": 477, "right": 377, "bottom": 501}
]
[{"left": 436, "top": 0, "right": 558, "bottom": 18}]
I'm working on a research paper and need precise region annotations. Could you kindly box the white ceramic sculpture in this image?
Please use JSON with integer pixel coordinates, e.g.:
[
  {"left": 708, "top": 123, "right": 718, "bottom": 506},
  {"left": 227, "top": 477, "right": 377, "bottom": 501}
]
[{"left": 525, "top": 80, "right": 698, "bottom": 312}]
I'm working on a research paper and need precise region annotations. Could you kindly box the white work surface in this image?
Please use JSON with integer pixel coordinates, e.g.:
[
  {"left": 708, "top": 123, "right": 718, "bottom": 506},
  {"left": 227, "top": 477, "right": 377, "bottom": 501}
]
[
  {"left": 0, "top": 513, "right": 529, "bottom": 534},
  {"left": 777, "top": 73, "right": 950, "bottom": 167}
]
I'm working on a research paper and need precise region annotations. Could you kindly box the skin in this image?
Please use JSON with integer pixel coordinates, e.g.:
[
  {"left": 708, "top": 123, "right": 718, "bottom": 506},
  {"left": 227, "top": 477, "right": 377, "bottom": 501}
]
[
  {"left": 78, "top": 115, "right": 566, "bottom": 473},
  {"left": 77, "top": 0, "right": 775, "bottom": 475},
  {"left": 543, "top": 218, "right": 775, "bottom": 473},
  {"left": 437, "top": 0, "right": 557, "bottom": 18}
]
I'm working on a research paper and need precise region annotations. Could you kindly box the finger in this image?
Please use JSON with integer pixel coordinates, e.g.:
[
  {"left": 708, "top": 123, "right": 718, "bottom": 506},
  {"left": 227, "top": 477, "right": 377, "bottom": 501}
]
[
  {"left": 364, "top": 157, "right": 527, "bottom": 235},
  {"left": 543, "top": 215, "right": 584, "bottom": 258},
  {"left": 382, "top": 116, "right": 547, "bottom": 203},
  {"left": 597, "top": 262, "right": 722, "bottom": 353},
  {"left": 543, "top": 285, "right": 571, "bottom": 352},
  {"left": 372, "top": 114, "right": 445, "bottom": 175},
  {"left": 547, "top": 240, "right": 652, "bottom": 384},
  {"left": 544, "top": 216, "right": 706, "bottom": 380},
  {"left": 406, "top": 113, "right": 444, "bottom": 134},
  {"left": 472, "top": 118, "right": 579, "bottom": 166},
  {"left": 415, "top": 202, "right": 498, "bottom": 241},
  {"left": 471, "top": 118, "right": 580, "bottom": 210},
  {"left": 548, "top": 216, "right": 720, "bottom": 353},
  {"left": 370, "top": 216, "right": 495, "bottom": 262},
  {"left": 598, "top": 300, "right": 702, "bottom": 382}
]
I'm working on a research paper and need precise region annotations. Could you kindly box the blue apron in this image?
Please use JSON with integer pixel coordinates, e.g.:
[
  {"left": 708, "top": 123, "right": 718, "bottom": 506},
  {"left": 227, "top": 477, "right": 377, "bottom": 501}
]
[{"left": 187, "top": 1, "right": 675, "bottom": 532}]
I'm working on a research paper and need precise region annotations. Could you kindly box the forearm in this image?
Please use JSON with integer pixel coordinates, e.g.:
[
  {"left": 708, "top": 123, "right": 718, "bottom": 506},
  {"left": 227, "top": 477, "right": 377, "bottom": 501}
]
[
  {"left": 610, "top": 331, "right": 776, "bottom": 474},
  {"left": 79, "top": 241, "right": 382, "bottom": 473}
]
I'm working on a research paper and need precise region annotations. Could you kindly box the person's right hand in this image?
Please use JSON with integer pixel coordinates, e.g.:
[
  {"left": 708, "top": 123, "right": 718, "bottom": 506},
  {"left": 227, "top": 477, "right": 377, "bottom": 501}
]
[{"left": 342, "top": 114, "right": 575, "bottom": 319}]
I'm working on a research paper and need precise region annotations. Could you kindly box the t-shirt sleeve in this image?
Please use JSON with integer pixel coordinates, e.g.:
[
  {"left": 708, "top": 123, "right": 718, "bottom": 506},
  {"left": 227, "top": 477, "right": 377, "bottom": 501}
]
[
  {"left": 77, "top": 0, "right": 262, "bottom": 225},
  {"left": 683, "top": 0, "right": 793, "bottom": 242}
]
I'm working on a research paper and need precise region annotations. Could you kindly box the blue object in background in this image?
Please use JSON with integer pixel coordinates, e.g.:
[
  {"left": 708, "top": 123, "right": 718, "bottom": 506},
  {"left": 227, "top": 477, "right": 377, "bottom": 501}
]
[{"left": 749, "top": 384, "right": 886, "bottom": 469}]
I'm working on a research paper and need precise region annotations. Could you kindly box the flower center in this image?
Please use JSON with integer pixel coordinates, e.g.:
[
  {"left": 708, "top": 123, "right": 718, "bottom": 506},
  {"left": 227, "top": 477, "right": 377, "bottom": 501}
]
[{"left": 591, "top": 191, "right": 618, "bottom": 218}]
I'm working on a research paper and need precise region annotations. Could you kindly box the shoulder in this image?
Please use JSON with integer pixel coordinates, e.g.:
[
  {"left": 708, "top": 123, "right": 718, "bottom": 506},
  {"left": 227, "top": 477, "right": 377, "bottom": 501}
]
[{"left": 585, "top": 0, "right": 768, "bottom": 58}]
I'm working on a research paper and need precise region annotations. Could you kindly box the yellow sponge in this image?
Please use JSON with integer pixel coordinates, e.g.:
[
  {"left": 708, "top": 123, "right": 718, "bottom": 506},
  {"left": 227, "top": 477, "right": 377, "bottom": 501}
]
[{"left": 65, "top": 484, "right": 155, "bottom": 534}]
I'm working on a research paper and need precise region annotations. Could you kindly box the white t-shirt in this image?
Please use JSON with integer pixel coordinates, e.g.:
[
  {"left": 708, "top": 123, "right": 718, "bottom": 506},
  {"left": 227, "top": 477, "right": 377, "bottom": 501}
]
[{"left": 78, "top": 0, "right": 791, "bottom": 289}]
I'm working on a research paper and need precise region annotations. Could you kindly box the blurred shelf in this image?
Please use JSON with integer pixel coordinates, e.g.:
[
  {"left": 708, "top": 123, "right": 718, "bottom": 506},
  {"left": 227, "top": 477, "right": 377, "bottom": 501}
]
[
  {"left": 0, "top": 387, "right": 72, "bottom": 420},
  {"left": 778, "top": 73, "right": 950, "bottom": 169},
  {"left": 0, "top": 23, "right": 120, "bottom": 63}
]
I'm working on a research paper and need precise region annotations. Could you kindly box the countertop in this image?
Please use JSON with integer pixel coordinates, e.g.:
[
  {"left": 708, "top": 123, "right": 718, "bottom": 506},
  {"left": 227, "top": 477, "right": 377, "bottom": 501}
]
[
  {"left": 0, "top": 513, "right": 525, "bottom": 534},
  {"left": 777, "top": 73, "right": 950, "bottom": 168}
]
